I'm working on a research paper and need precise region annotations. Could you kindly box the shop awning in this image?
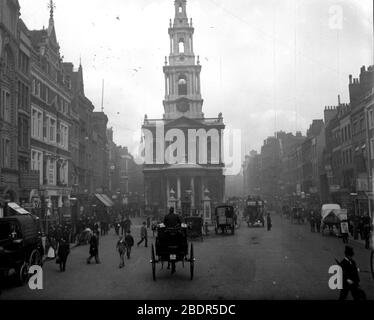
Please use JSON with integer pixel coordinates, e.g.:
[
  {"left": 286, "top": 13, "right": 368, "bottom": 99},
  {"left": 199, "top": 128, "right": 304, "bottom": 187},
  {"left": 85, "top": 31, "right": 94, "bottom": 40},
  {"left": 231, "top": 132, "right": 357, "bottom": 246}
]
[
  {"left": 7, "top": 202, "right": 30, "bottom": 215},
  {"left": 101, "top": 194, "right": 114, "bottom": 207},
  {"left": 94, "top": 194, "right": 113, "bottom": 207}
]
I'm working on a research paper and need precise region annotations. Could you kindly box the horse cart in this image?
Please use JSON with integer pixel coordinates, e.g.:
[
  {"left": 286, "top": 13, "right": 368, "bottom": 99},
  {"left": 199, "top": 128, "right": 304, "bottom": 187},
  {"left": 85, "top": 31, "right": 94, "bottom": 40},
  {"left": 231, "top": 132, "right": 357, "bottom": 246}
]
[
  {"left": 0, "top": 215, "right": 44, "bottom": 285},
  {"left": 214, "top": 205, "right": 235, "bottom": 235},
  {"left": 185, "top": 216, "right": 203, "bottom": 241},
  {"left": 320, "top": 204, "right": 346, "bottom": 237},
  {"left": 244, "top": 200, "right": 265, "bottom": 227},
  {"left": 150, "top": 223, "right": 195, "bottom": 281}
]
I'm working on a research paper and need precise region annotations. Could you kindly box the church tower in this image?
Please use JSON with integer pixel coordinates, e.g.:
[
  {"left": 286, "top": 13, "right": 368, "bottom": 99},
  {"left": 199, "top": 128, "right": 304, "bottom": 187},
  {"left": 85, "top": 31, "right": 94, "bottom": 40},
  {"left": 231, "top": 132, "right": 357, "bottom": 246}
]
[
  {"left": 163, "top": 0, "right": 203, "bottom": 119},
  {"left": 142, "top": 0, "right": 225, "bottom": 215}
]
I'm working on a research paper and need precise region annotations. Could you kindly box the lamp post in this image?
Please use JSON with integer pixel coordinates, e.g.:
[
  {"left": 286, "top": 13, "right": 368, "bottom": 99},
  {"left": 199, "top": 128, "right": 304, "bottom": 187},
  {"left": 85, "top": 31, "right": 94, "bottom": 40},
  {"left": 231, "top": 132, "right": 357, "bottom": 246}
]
[{"left": 168, "top": 189, "right": 177, "bottom": 211}]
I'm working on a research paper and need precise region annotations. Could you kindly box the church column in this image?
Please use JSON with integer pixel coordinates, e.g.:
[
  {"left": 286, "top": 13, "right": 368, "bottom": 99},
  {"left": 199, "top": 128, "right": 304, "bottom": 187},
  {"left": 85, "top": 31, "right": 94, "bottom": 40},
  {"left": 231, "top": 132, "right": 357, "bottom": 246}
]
[
  {"left": 191, "top": 176, "right": 195, "bottom": 209},
  {"left": 197, "top": 74, "right": 201, "bottom": 94},
  {"left": 189, "top": 71, "right": 193, "bottom": 96},
  {"left": 177, "top": 177, "right": 181, "bottom": 210},
  {"left": 166, "top": 176, "right": 170, "bottom": 205},
  {"left": 164, "top": 74, "right": 168, "bottom": 98},
  {"left": 201, "top": 176, "right": 205, "bottom": 202}
]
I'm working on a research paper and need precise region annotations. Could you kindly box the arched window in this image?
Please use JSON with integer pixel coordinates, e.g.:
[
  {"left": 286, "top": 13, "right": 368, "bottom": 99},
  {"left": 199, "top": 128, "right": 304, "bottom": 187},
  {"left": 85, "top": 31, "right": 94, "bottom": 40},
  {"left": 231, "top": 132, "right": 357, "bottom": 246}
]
[
  {"left": 179, "top": 5, "right": 183, "bottom": 13},
  {"left": 178, "top": 39, "right": 185, "bottom": 54},
  {"left": 178, "top": 75, "right": 187, "bottom": 96}
]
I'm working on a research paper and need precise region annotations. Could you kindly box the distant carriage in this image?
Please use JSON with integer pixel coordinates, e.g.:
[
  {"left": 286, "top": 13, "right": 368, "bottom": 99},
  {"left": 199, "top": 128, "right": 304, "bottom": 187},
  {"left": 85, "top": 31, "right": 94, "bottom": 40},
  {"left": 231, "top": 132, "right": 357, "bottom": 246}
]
[
  {"left": 185, "top": 217, "right": 203, "bottom": 241},
  {"left": 320, "top": 204, "right": 346, "bottom": 237},
  {"left": 214, "top": 205, "right": 235, "bottom": 235},
  {"left": 244, "top": 200, "right": 265, "bottom": 228}
]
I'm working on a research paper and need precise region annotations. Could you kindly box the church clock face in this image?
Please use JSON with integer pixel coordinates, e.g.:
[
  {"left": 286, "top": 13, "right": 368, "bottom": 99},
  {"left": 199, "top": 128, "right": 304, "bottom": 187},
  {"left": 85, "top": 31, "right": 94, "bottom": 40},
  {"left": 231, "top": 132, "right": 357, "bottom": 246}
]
[{"left": 177, "top": 100, "right": 189, "bottom": 113}]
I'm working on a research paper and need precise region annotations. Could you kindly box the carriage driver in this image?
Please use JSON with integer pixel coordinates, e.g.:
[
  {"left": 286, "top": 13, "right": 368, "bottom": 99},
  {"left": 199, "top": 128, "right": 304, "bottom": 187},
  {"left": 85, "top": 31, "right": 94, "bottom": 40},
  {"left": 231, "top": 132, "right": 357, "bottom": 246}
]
[{"left": 163, "top": 207, "right": 182, "bottom": 228}]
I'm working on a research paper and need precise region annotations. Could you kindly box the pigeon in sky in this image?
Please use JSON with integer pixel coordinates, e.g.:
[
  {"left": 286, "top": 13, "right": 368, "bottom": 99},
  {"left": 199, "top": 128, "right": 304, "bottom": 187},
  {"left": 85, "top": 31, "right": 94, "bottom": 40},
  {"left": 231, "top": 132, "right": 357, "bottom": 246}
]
[{"left": 116, "top": 16, "right": 120, "bottom": 21}]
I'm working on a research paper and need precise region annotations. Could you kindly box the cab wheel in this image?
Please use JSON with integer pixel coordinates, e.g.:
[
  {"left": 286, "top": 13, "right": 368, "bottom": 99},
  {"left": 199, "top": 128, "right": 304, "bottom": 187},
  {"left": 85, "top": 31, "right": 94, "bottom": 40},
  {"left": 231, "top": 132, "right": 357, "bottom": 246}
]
[
  {"left": 190, "top": 243, "right": 194, "bottom": 280},
  {"left": 151, "top": 245, "right": 156, "bottom": 281},
  {"left": 29, "top": 249, "right": 43, "bottom": 267},
  {"left": 18, "top": 262, "right": 29, "bottom": 286}
]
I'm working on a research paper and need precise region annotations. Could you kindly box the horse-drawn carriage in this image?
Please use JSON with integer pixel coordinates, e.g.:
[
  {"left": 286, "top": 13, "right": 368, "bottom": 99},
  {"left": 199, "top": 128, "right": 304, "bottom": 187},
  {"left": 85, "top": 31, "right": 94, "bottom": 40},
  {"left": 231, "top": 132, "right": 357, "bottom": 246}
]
[
  {"left": 185, "top": 216, "right": 203, "bottom": 241},
  {"left": 214, "top": 205, "right": 235, "bottom": 235},
  {"left": 291, "top": 207, "right": 306, "bottom": 224},
  {"left": 244, "top": 199, "right": 265, "bottom": 227},
  {"left": 150, "top": 223, "right": 195, "bottom": 281},
  {"left": 0, "top": 215, "right": 44, "bottom": 285},
  {"left": 320, "top": 204, "right": 347, "bottom": 237}
]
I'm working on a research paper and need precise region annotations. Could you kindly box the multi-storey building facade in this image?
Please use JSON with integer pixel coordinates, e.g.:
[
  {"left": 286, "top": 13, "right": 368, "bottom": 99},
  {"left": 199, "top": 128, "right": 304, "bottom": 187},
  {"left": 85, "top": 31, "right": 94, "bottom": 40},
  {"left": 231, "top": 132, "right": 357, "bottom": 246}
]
[
  {"left": 29, "top": 5, "right": 72, "bottom": 216},
  {"left": 349, "top": 66, "right": 374, "bottom": 215},
  {"left": 301, "top": 120, "right": 325, "bottom": 202},
  {"left": 0, "top": 0, "right": 21, "bottom": 203},
  {"left": 91, "top": 112, "right": 109, "bottom": 193},
  {"left": 0, "top": 0, "right": 39, "bottom": 206},
  {"left": 367, "top": 92, "right": 374, "bottom": 213},
  {"left": 242, "top": 150, "right": 261, "bottom": 197}
]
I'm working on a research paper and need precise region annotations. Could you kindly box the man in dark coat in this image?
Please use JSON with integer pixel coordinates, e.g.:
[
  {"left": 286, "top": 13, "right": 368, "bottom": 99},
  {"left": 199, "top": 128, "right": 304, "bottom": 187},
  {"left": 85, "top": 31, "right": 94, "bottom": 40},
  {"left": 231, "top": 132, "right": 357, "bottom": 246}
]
[
  {"left": 137, "top": 222, "right": 148, "bottom": 247},
  {"left": 57, "top": 238, "right": 70, "bottom": 272},
  {"left": 125, "top": 230, "right": 135, "bottom": 259},
  {"left": 163, "top": 207, "right": 182, "bottom": 228},
  {"left": 87, "top": 232, "right": 100, "bottom": 264},
  {"left": 338, "top": 246, "right": 366, "bottom": 300},
  {"left": 266, "top": 213, "right": 272, "bottom": 231},
  {"left": 361, "top": 213, "right": 371, "bottom": 249}
]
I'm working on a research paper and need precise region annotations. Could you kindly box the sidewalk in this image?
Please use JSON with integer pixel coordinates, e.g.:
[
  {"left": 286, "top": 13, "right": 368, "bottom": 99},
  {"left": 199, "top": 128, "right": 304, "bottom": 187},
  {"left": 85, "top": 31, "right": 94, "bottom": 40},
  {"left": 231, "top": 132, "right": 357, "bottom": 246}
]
[{"left": 284, "top": 217, "right": 371, "bottom": 250}]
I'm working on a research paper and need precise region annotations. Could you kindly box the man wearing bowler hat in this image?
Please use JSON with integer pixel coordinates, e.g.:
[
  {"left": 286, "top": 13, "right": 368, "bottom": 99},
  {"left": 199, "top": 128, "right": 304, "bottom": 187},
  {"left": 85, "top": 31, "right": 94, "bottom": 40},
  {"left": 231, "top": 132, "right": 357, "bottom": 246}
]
[{"left": 338, "top": 246, "right": 366, "bottom": 300}]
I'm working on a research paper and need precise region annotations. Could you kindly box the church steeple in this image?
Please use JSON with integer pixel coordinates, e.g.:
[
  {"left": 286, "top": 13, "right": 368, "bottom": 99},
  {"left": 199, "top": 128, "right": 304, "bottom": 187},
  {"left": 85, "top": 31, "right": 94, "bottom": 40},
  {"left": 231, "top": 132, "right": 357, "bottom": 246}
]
[
  {"left": 163, "top": 0, "right": 203, "bottom": 120},
  {"left": 174, "top": 0, "right": 188, "bottom": 26},
  {"left": 48, "top": 0, "right": 55, "bottom": 29}
]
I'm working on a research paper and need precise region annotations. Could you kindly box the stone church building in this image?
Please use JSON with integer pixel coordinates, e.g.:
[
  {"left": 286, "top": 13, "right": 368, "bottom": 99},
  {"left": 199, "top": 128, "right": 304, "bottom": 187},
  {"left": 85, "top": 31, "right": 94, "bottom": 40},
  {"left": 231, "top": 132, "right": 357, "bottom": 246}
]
[{"left": 142, "top": 0, "right": 226, "bottom": 215}]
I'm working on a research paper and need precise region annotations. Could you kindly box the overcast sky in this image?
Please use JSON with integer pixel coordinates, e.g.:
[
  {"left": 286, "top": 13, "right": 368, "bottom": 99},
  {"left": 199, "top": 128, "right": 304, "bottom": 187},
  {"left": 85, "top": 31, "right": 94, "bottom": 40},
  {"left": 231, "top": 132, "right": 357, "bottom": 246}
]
[{"left": 19, "top": 0, "right": 373, "bottom": 156}]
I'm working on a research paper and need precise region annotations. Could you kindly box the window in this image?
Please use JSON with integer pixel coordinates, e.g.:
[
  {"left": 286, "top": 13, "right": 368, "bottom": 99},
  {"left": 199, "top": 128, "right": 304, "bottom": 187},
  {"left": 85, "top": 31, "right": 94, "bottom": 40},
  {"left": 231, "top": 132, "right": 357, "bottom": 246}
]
[
  {"left": 31, "top": 107, "right": 43, "bottom": 140},
  {"left": 178, "top": 39, "right": 185, "bottom": 54},
  {"left": 1, "top": 139, "right": 11, "bottom": 168},
  {"left": 360, "top": 118, "right": 364, "bottom": 131},
  {"left": 31, "top": 150, "right": 43, "bottom": 185},
  {"left": 179, "top": 5, "right": 183, "bottom": 13},
  {"left": 347, "top": 124, "right": 351, "bottom": 139},
  {"left": 369, "top": 109, "right": 374, "bottom": 129},
  {"left": 371, "top": 138, "right": 374, "bottom": 160},
  {"left": 49, "top": 117, "right": 56, "bottom": 143},
  {"left": 0, "top": 90, "right": 11, "bottom": 122},
  {"left": 178, "top": 75, "right": 187, "bottom": 95},
  {"left": 18, "top": 51, "right": 29, "bottom": 74},
  {"left": 59, "top": 123, "right": 69, "bottom": 149},
  {"left": 48, "top": 158, "right": 56, "bottom": 185},
  {"left": 59, "top": 160, "right": 68, "bottom": 185}
]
